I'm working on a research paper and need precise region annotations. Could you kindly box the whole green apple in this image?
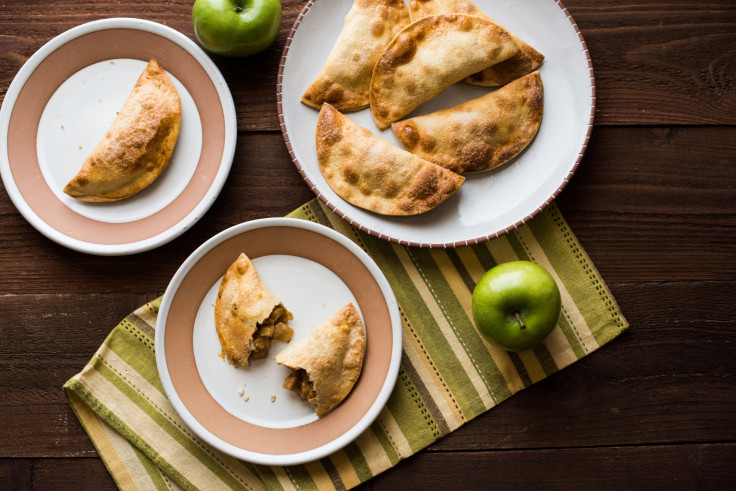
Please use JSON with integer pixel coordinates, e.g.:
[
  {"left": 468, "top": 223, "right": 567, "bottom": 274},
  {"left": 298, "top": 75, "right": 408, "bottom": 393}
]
[
  {"left": 472, "top": 261, "right": 561, "bottom": 351},
  {"left": 192, "top": 0, "right": 282, "bottom": 57}
]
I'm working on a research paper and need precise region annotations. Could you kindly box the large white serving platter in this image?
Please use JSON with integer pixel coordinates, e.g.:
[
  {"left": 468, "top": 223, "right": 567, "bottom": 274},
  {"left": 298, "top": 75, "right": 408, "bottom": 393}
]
[{"left": 278, "top": 0, "right": 594, "bottom": 247}]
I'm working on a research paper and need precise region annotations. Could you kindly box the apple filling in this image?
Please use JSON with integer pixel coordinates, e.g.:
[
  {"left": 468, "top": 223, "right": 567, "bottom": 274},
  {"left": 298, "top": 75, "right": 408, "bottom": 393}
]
[
  {"left": 283, "top": 368, "right": 316, "bottom": 402},
  {"left": 251, "top": 304, "right": 294, "bottom": 359}
]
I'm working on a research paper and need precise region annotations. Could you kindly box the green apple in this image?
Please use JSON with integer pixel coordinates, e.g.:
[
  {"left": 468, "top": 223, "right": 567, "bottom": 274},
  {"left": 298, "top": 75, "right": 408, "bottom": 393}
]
[
  {"left": 472, "top": 261, "right": 561, "bottom": 351},
  {"left": 192, "top": 0, "right": 282, "bottom": 57}
]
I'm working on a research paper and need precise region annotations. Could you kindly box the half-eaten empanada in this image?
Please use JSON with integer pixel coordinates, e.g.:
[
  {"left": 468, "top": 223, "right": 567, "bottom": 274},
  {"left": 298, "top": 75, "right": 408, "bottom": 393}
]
[
  {"left": 406, "top": 0, "right": 544, "bottom": 87},
  {"left": 301, "top": 0, "right": 410, "bottom": 111},
  {"left": 369, "top": 13, "right": 518, "bottom": 129},
  {"left": 392, "top": 71, "right": 543, "bottom": 174},
  {"left": 392, "top": 71, "right": 544, "bottom": 174},
  {"left": 316, "top": 103, "right": 464, "bottom": 215},
  {"left": 215, "top": 253, "right": 294, "bottom": 366},
  {"left": 63, "top": 59, "right": 181, "bottom": 202},
  {"left": 276, "top": 303, "right": 365, "bottom": 416}
]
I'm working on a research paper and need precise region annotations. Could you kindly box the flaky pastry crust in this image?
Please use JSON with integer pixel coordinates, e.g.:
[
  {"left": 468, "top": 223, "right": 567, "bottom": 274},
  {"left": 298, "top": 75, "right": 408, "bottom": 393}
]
[
  {"left": 63, "top": 59, "right": 181, "bottom": 202},
  {"left": 316, "top": 103, "right": 464, "bottom": 215},
  {"left": 393, "top": 71, "right": 544, "bottom": 173},
  {"left": 301, "top": 0, "right": 410, "bottom": 111},
  {"left": 275, "top": 303, "right": 366, "bottom": 416}
]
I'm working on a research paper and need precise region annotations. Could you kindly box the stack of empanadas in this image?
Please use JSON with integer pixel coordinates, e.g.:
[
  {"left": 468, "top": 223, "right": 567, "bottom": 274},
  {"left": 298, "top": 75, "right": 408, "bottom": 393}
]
[{"left": 301, "top": 0, "right": 546, "bottom": 216}]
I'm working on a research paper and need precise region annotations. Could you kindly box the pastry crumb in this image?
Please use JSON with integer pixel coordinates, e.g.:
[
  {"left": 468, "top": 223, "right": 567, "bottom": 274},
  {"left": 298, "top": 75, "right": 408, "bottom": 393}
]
[
  {"left": 78, "top": 145, "right": 83, "bottom": 150},
  {"left": 270, "top": 395, "right": 276, "bottom": 402},
  {"left": 244, "top": 397, "right": 249, "bottom": 402},
  {"left": 237, "top": 388, "right": 244, "bottom": 396},
  {"left": 60, "top": 125, "right": 65, "bottom": 130}
]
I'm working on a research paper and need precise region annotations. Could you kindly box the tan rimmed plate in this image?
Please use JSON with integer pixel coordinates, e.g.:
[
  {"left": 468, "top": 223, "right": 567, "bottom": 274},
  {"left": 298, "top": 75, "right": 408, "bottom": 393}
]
[
  {"left": 155, "top": 218, "right": 402, "bottom": 465},
  {"left": 278, "top": 0, "right": 595, "bottom": 247},
  {"left": 0, "top": 18, "right": 236, "bottom": 255}
]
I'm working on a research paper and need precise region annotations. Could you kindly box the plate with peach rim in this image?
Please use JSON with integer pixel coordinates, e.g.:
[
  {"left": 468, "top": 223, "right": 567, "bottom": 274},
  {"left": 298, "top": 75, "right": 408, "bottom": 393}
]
[
  {"left": 155, "top": 217, "right": 402, "bottom": 465},
  {"left": 0, "top": 18, "right": 236, "bottom": 255}
]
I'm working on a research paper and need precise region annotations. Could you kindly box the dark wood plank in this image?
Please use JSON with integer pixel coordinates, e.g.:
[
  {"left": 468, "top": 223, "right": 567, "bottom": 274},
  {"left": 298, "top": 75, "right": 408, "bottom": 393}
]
[
  {"left": 1, "top": 281, "right": 733, "bottom": 457},
  {"left": 0, "top": 458, "right": 116, "bottom": 490},
  {"left": 555, "top": 125, "right": 736, "bottom": 283},
  {"left": 566, "top": 0, "right": 736, "bottom": 125},
  {"left": 1, "top": 0, "right": 734, "bottom": 129},
  {"left": 364, "top": 443, "right": 736, "bottom": 490},
  {"left": 3, "top": 444, "right": 735, "bottom": 491},
  {"left": 0, "top": 126, "right": 732, "bottom": 294}
]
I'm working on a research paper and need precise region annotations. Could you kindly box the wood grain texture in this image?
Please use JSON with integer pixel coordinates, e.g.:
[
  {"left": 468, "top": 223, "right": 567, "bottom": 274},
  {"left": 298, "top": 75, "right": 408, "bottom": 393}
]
[
  {"left": 0, "top": 458, "right": 116, "bottom": 490},
  {"left": 1, "top": 1, "right": 734, "bottom": 129},
  {"left": 3, "top": 444, "right": 735, "bottom": 491},
  {"left": 0, "top": 0, "right": 735, "bottom": 487},
  {"left": 365, "top": 444, "right": 736, "bottom": 489}
]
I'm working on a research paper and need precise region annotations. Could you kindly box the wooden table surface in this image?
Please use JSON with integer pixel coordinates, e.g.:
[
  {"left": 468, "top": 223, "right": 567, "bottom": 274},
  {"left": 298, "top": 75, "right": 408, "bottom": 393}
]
[{"left": 1, "top": 0, "right": 735, "bottom": 488}]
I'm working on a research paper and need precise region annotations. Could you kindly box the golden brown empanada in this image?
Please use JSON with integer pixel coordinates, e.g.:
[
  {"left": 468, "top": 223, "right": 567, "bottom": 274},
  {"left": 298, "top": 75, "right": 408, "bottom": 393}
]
[
  {"left": 63, "top": 59, "right": 181, "bottom": 202},
  {"left": 407, "top": 0, "right": 544, "bottom": 86},
  {"left": 392, "top": 71, "right": 543, "bottom": 174},
  {"left": 301, "top": 0, "right": 410, "bottom": 111},
  {"left": 316, "top": 103, "right": 464, "bottom": 215},
  {"left": 369, "top": 13, "right": 518, "bottom": 129},
  {"left": 215, "top": 253, "right": 294, "bottom": 367},
  {"left": 276, "top": 303, "right": 365, "bottom": 416}
]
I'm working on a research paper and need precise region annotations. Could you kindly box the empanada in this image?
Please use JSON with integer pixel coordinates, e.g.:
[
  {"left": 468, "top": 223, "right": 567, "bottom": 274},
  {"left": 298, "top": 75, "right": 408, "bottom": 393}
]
[
  {"left": 392, "top": 71, "right": 543, "bottom": 174},
  {"left": 316, "top": 103, "right": 464, "bottom": 215},
  {"left": 215, "top": 253, "right": 294, "bottom": 366},
  {"left": 369, "top": 13, "right": 518, "bottom": 129},
  {"left": 276, "top": 303, "right": 365, "bottom": 416},
  {"left": 407, "top": 0, "right": 544, "bottom": 86},
  {"left": 301, "top": 0, "right": 410, "bottom": 111},
  {"left": 63, "top": 59, "right": 181, "bottom": 202}
]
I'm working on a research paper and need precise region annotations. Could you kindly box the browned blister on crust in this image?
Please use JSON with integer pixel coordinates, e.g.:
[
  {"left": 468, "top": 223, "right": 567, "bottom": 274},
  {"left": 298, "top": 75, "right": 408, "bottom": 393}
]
[
  {"left": 407, "top": 0, "right": 544, "bottom": 86},
  {"left": 275, "top": 303, "right": 365, "bottom": 416},
  {"left": 215, "top": 253, "right": 294, "bottom": 367},
  {"left": 63, "top": 59, "right": 181, "bottom": 202},
  {"left": 316, "top": 103, "right": 464, "bottom": 215},
  {"left": 301, "top": 0, "right": 410, "bottom": 111},
  {"left": 392, "top": 71, "right": 543, "bottom": 174},
  {"left": 369, "top": 13, "right": 518, "bottom": 129}
]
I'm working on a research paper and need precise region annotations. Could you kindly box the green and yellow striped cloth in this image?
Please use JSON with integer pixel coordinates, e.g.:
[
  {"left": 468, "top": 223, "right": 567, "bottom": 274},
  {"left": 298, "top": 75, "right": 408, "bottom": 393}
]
[{"left": 64, "top": 199, "right": 628, "bottom": 490}]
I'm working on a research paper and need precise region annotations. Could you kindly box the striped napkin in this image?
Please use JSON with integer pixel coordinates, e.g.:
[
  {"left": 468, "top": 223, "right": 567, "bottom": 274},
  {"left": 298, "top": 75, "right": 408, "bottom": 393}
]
[{"left": 64, "top": 199, "right": 627, "bottom": 490}]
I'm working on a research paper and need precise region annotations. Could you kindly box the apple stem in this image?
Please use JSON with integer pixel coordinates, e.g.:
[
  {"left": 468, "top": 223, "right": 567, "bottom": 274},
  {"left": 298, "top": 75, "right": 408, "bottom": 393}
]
[{"left": 514, "top": 312, "right": 526, "bottom": 330}]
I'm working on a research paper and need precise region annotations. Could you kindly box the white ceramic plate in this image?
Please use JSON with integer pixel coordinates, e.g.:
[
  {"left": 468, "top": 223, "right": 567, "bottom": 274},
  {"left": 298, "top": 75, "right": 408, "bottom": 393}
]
[
  {"left": 156, "top": 218, "right": 402, "bottom": 465},
  {"left": 0, "top": 18, "right": 236, "bottom": 255},
  {"left": 278, "top": 0, "right": 595, "bottom": 247}
]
